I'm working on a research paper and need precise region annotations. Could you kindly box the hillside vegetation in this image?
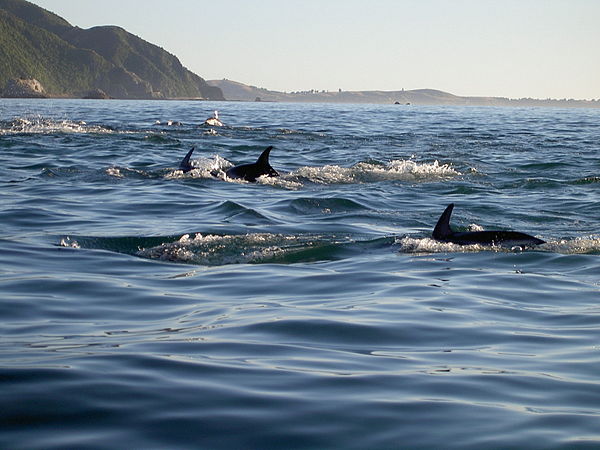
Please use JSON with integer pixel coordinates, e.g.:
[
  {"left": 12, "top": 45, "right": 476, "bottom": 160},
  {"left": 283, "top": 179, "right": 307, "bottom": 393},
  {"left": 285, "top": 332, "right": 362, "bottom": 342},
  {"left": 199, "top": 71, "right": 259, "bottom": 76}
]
[{"left": 0, "top": 0, "right": 223, "bottom": 99}]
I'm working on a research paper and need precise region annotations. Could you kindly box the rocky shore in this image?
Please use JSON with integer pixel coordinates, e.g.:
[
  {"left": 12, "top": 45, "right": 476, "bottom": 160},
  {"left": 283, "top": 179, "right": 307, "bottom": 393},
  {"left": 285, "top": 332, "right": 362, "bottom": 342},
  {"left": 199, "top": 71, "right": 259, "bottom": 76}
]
[{"left": 2, "top": 78, "right": 48, "bottom": 98}]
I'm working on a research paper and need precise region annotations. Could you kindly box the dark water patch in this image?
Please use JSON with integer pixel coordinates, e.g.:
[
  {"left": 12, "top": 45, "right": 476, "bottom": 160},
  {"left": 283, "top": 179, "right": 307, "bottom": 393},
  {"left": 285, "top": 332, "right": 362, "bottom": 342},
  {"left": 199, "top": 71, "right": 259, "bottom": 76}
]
[
  {"left": 59, "top": 235, "right": 179, "bottom": 255},
  {"left": 1, "top": 206, "right": 78, "bottom": 230},
  {"left": 143, "top": 133, "right": 180, "bottom": 144},
  {"left": 104, "top": 166, "right": 168, "bottom": 181},
  {"left": 206, "top": 200, "right": 277, "bottom": 223},
  {"left": 38, "top": 166, "right": 162, "bottom": 183},
  {"left": 519, "top": 161, "right": 577, "bottom": 171},
  {"left": 286, "top": 197, "right": 370, "bottom": 215},
  {"left": 497, "top": 177, "right": 599, "bottom": 193},
  {"left": 443, "top": 183, "right": 495, "bottom": 196},
  {"left": 241, "top": 318, "right": 401, "bottom": 346},
  {"left": 40, "top": 167, "right": 82, "bottom": 178},
  {"left": 262, "top": 236, "right": 394, "bottom": 264},
  {"left": 515, "top": 177, "right": 565, "bottom": 190}
]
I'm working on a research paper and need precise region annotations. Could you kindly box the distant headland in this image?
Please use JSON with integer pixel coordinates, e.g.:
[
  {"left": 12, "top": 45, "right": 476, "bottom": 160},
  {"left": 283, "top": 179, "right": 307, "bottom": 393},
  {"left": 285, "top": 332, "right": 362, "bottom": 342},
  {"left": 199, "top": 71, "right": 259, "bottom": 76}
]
[{"left": 207, "top": 79, "right": 600, "bottom": 108}]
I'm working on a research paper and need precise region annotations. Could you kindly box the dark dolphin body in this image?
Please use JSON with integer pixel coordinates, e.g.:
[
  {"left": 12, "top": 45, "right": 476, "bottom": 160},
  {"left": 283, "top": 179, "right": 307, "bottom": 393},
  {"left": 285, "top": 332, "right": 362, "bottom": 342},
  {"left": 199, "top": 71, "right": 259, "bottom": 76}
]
[
  {"left": 179, "top": 147, "right": 195, "bottom": 173},
  {"left": 225, "top": 146, "right": 279, "bottom": 182},
  {"left": 432, "top": 203, "right": 545, "bottom": 247}
]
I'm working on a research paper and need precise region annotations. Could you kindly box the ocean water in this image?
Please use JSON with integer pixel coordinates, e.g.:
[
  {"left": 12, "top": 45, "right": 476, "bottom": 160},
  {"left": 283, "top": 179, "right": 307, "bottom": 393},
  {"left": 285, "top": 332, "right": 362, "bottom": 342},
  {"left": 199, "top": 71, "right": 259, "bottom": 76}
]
[{"left": 1, "top": 99, "right": 599, "bottom": 449}]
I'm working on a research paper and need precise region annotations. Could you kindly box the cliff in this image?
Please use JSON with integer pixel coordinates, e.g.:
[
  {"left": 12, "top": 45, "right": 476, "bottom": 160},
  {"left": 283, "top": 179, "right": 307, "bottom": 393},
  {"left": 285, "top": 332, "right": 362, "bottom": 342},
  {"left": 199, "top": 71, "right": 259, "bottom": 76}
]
[
  {"left": 0, "top": 0, "right": 223, "bottom": 100},
  {"left": 2, "top": 77, "right": 47, "bottom": 97}
]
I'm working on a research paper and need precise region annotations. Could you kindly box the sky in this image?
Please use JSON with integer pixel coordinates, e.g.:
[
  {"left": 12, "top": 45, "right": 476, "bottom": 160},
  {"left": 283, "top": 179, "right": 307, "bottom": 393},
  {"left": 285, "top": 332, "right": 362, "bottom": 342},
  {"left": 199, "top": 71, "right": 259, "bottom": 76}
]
[{"left": 29, "top": 0, "right": 600, "bottom": 99}]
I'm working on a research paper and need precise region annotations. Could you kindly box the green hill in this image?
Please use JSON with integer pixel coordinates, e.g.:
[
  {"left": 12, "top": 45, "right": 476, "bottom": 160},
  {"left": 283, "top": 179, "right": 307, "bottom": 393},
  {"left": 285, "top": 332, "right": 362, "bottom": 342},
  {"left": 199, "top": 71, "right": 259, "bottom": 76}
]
[
  {"left": 0, "top": 0, "right": 70, "bottom": 35},
  {"left": 0, "top": 0, "right": 223, "bottom": 99}
]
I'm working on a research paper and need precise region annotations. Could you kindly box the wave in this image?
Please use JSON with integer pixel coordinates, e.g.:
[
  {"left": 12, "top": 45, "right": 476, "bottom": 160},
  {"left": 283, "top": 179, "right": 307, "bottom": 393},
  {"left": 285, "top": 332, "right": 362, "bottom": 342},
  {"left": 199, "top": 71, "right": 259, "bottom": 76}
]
[
  {"left": 137, "top": 233, "right": 337, "bottom": 265},
  {"left": 503, "top": 175, "right": 600, "bottom": 189},
  {"left": 0, "top": 114, "right": 226, "bottom": 137},
  {"left": 287, "top": 197, "right": 370, "bottom": 215},
  {"left": 542, "top": 236, "right": 600, "bottom": 255},
  {"left": 0, "top": 116, "right": 117, "bottom": 135},
  {"left": 60, "top": 231, "right": 600, "bottom": 268},
  {"left": 104, "top": 166, "right": 155, "bottom": 179},
  {"left": 143, "top": 133, "right": 180, "bottom": 144},
  {"left": 290, "top": 159, "right": 459, "bottom": 184},
  {"left": 165, "top": 156, "right": 459, "bottom": 189},
  {"left": 396, "top": 235, "right": 600, "bottom": 255},
  {"left": 59, "top": 233, "right": 392, "bottom": 266}
]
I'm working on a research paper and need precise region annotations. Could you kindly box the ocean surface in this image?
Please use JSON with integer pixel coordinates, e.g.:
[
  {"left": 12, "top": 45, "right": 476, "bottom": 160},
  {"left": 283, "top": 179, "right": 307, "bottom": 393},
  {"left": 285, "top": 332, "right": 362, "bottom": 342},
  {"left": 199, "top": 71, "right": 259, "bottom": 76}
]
[{"left": 1, "top": 99, "right": 599, "bottom": 449}]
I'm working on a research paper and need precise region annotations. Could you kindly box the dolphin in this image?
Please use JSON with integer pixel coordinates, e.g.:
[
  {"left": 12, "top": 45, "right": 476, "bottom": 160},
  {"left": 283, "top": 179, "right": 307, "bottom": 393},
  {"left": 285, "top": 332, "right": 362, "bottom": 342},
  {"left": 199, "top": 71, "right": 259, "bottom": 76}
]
[
  {"left": 225, "top": 146, "right": 279, "bottom": 182},
  {"left": 179, "top": 147, "right": 195, "bottom": 173},
  {"left": 432, "top": 203, "right": 545, "bottom": 247}
]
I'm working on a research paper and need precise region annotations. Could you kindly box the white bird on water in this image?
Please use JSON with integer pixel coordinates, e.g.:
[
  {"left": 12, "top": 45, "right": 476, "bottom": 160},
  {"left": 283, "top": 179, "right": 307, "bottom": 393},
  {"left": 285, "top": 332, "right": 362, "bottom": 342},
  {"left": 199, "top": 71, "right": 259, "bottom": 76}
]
[{"left": 204, "top": 110, "right": 223, "bottom": 127}]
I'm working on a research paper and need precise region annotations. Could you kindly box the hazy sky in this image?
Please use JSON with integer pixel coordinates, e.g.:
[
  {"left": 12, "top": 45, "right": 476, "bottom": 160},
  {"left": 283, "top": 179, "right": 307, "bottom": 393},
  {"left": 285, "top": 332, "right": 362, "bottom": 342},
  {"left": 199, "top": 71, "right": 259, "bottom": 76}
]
[{"left": 30, "top": 0, "right": 599, "bottom": 99}]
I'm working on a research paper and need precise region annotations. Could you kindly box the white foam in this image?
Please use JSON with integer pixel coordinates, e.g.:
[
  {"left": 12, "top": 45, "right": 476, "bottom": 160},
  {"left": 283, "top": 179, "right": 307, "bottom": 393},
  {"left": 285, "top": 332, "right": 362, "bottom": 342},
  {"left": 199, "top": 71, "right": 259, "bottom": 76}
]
[
  {"left": 1, "top": 116, "right": 116, "bottom": 135},
  {"left": 59, "top": 237, "right": 80, "bottom": 248},
  {"left": 105, "top": 167, "right": 148, "bottom": 178},
  {"left": 292, "top": 159, "right": 459, "bottom": 184},
  {"left": 257, "top": 174, "right": 303, "bottom": 190},
  {"left": 397, "top": 236, "right": 488, "bottom": 253},
  {"left": 397, "top": 235, "right": 600, "bottom": 255},
  {"left": 386, "top": 159, "right": 459, "bottom": 177},
  {"left": 543, "top": 236, "right": 600, "bottom": 255},
  {"left": 294, "top": 165, "right": 356, "bottom": 184},
  {"left": 165, "top": 155, "right": 232, "bottom": 179},
  {"left": 106, "top": 167, "right": 123, "bottom": 177},
  {"left": 468, "top": 223, "right": 485, "bottom": 232},
  {"left": 164, "top": 155, "right": 457, "bottom": 188},
  {"left": 137, "top": 233, "right": 318, "bottom": 265},
  {"left": 154, "top": 120, "right": 182, "bottom": 126}
]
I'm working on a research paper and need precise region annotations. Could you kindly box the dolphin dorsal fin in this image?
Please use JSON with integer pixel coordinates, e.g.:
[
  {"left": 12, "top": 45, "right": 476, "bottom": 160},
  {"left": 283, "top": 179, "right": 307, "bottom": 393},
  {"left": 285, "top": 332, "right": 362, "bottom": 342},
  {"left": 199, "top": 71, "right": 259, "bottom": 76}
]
[
  {"left": 256, "top": 146, "right": 274, "bottom": 167},
  {"left": 432, "top": 203, "right": 455, "bottom": 239},
  {"left": 179, "top": 147, "right": 195, "bottom": 172}
]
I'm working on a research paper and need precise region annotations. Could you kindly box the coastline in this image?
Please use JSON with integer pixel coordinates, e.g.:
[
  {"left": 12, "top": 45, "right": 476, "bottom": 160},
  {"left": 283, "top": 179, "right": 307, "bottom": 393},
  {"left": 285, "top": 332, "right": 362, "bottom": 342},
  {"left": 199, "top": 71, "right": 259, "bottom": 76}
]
[{"left": 2, "top": 95, "right": 599, "bottom": 109}]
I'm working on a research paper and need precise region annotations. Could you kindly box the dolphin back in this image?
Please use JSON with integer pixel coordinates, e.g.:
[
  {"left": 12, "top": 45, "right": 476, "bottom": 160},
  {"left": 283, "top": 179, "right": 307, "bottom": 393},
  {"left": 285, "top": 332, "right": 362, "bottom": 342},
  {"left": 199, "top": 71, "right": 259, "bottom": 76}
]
[
  {"left": 450, "top": 230, "right": 545, "bottom": 246},
  {"left": 432, "top": 203, "right": 454, "bottom": 240},
  {"left": 431, "top": 203, "right": 545, "bottom": 247},
  {"left": 256, "top": 146, "right": 279, "bottom": 177},
  {"left": 179, "top": 147, "right": 195, "bottom": 173},
  {"left": 225, "top": 146, "right": 279, "bottom": 182}
]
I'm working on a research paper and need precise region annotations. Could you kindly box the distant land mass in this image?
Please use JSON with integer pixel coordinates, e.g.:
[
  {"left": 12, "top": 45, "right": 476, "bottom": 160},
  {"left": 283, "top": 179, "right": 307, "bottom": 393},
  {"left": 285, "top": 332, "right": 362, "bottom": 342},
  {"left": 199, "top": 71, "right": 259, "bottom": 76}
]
[
  {"left": 0, "top": 0, "right": 223, "bottom": 100},
  {"left": 0, "top": 0, "right": 595, "bottom": 107},
  {"left": 208, "top": 79, "right": 599, "bottom": 108}
]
